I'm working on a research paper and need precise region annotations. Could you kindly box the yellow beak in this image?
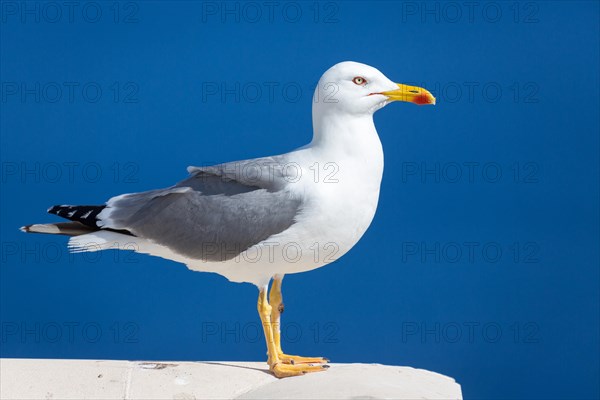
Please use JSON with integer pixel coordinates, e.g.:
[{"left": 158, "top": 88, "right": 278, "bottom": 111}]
[{"left": 379, "top": 83, "right": 436, "bottom": 105}]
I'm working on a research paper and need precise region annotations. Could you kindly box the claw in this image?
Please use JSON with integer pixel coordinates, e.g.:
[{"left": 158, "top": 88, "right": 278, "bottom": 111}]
[
  {"left": 270, "top": 362, "right": 329, "bottom": 378},
  {"left": 278, "top": 354, "right": 330, "bottom": 365}
]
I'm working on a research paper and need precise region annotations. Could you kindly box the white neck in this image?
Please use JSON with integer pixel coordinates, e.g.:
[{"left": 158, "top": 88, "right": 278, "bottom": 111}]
[{"left": 310, "top": 109, "right": 382, "bottom": 157}]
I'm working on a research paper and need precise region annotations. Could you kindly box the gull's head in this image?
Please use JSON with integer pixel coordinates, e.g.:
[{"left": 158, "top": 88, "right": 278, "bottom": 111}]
[{"left": 313, "top": 61, "right": 435, "bottom": 117}]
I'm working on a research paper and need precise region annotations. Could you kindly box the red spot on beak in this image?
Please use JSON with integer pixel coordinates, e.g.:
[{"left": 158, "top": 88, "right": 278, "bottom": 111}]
[{"left": 414, "top": 93, "right": 434, "bottom": 105}]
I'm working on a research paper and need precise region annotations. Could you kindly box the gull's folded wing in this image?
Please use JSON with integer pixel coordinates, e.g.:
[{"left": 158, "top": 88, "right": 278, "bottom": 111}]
[{"left": 98, "top": 159, "right": 301, "bottom": 262}]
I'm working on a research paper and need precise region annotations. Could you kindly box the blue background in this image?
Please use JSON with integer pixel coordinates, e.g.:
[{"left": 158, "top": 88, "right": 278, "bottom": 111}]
[{"left": 1, "top": 1, "right": 598, "bottom": 398}]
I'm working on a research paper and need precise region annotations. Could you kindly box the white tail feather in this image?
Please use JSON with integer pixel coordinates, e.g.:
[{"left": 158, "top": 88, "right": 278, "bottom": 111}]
[
  {"left": 67, "top": 231, "right": 137, "bottom": 253},
  {"left": 20, "top": 224, "right": 60, "bottom": 234}
]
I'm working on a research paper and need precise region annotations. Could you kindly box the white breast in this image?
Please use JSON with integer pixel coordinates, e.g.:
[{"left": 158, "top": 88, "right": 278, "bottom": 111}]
[{"left": 246, "top": 123, "right": 385, "bottom": 276}]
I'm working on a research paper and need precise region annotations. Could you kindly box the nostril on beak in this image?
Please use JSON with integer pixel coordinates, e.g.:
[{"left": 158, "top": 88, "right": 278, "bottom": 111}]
[{"left": 409, "top": 90, "right": 419, "bottom": 94}]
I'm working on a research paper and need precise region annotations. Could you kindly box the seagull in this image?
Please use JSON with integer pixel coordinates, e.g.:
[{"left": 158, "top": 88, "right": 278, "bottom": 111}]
[{"left": 21, "top": 61, "right": 435, "bottom": 378}]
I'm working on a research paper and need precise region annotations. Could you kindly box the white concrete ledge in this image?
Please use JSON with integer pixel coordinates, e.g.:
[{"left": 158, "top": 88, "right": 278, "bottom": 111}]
[{"left": 0, "top": 358, "right": 462, "bottom": 399}]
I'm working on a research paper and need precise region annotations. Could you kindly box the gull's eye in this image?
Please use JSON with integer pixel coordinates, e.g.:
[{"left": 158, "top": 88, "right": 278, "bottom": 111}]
[{"left": 352, "top": 76, "right": 367, "bottom": 86}]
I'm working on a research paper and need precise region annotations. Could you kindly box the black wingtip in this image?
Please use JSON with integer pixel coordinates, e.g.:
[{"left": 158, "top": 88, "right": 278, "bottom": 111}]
[
  {"left": 48, "top": 205, "right": 67, "bottom": 215},
  {"left": 46, "top": 204, "right": 106, "bottom": 229}
]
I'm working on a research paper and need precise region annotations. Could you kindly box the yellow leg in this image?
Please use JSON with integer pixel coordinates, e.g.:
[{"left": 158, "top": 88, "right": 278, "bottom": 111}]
[
  {"left": 269, "top": 276, "right": 329, "bottom": 365},
  {"left": 258, "top": 285, "right": 329, "bottom": 378}
]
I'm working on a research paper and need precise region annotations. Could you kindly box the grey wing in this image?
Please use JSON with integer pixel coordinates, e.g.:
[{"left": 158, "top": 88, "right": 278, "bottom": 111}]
[
  {"left": 98, "top": 160, "right": 301, "bottom": 262},
  {"left": 184, "top": 156, "right": 296, "bottom": 191}
]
